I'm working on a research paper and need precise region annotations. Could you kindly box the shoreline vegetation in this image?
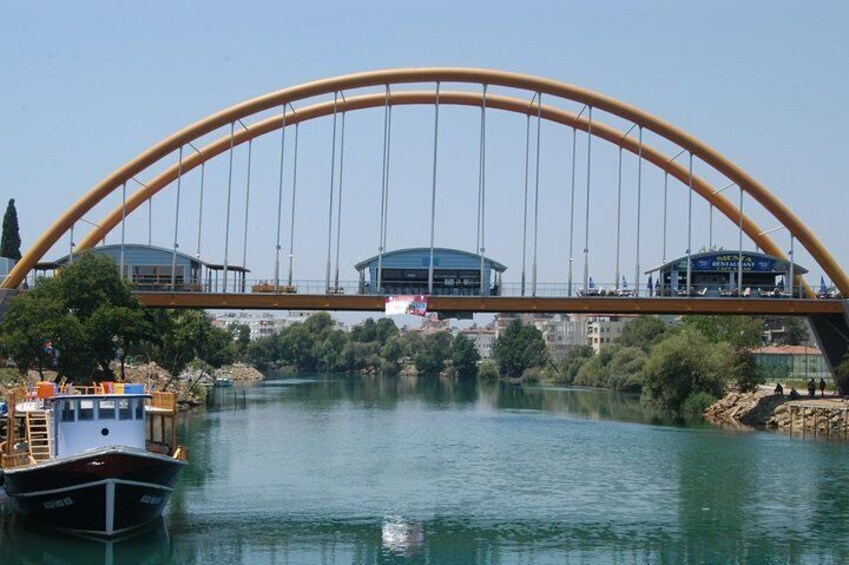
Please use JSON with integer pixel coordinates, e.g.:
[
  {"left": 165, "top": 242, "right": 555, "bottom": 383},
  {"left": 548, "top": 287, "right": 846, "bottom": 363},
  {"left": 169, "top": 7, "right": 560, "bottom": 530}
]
[{"left": 0, "top": 252, "right": 841, "bottom": 427}]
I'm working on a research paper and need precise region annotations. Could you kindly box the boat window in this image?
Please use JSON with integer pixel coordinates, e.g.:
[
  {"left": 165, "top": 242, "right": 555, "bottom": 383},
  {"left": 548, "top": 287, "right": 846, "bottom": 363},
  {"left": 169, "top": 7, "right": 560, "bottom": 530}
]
[
  {"left": 134, "top": 398, "right": 145, "bottom": 420},
  {"left": 98, "top": 400, "right": 116, "bottom": 420},
  {"left": 60, "top": 400, "right": 76, "bottom": 422},
  {"left": 78, "top": 400, "right": 94, "bottom": 421},
  {"left": 118, "top": 399, "right": 132, "bottom": 420}
]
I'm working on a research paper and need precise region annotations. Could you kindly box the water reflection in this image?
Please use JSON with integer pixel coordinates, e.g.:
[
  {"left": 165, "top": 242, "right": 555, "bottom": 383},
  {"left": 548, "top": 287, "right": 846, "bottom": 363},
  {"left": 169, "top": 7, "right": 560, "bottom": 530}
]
[
  {"left": 0, "top": 516, "right": 172, "bottom": 564},
  {"left": 5, "top": 375, "right": 849, "bottom": 563}
]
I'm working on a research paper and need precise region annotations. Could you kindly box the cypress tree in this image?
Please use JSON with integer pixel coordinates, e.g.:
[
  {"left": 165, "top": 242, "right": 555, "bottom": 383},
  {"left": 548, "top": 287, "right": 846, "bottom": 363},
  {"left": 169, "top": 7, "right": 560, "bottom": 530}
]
[{"left": 1, "top": 198, "right": 22, "bottom": 260}]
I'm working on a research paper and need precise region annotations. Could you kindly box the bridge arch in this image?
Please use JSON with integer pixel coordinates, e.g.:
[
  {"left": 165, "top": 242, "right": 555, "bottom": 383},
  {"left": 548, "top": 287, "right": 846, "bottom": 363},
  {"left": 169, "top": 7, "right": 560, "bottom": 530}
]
[{"left": 4, "top": 68, "right": 845, "bottom": 294}]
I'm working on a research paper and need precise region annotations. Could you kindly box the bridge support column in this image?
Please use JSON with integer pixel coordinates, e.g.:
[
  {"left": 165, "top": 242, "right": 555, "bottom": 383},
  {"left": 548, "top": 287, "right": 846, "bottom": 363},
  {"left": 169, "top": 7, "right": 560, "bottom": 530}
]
[{"left": 808, "top": 301, "right": 849, "bottom": 395}]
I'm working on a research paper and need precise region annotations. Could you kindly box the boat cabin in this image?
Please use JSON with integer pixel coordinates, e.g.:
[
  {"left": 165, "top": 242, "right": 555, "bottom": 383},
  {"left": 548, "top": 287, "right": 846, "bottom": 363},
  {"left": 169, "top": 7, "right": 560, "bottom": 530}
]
[{"left": 53, "top": 395, "right": 148, "bottom": 458}]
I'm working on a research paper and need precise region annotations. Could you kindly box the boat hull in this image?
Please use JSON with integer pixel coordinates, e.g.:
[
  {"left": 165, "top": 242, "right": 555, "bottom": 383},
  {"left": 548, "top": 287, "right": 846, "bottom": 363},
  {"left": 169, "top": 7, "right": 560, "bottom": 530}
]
[{"left": 2, "top": 446, "right": 186, "bottom": 536}]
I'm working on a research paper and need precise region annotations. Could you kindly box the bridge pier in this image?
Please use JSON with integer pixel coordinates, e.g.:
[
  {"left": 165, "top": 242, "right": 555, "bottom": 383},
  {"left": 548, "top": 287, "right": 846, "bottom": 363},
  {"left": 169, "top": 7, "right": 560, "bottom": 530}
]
[{"left": 808, "top": 301, "right": 849, "bottom": 395}]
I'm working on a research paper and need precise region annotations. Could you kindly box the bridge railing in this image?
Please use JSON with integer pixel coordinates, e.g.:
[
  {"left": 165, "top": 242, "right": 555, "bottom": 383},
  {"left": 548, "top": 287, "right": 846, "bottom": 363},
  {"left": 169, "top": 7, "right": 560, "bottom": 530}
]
[{"left": 131, "top": 276, "right": 845, "bottom": 300}]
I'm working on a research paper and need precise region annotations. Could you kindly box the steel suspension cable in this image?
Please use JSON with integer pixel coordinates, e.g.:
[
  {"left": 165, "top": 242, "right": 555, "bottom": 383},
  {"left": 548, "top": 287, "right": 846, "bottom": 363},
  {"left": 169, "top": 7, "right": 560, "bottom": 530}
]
[
  {"left": 568, "top": 126, "right": 578, "bottom": 296},
  {"left": 477, "top": 85, "right": 488, "bottom": 295},
  {"left": 427, "top": 83, "right": 441, "bottom": 294},
  {"left": 274, "top": 110, "right": 287, "bottom": 289},
  {"left": 662, "top": 172, "right": 668, "bottom": 263},
  {"left": 583, "top": 107, "right": 593, "bottom": 293},
  {"left": 119, "top": 182, "right": 126, "bottom": 280},
  {"left": 287, "top": 123, "right": 300, "bottom": 287},
  {"left": 223, "top": 122, "right": 235, "bottom": 293},
  {"left": 334, "top": 111, "right": 346, "bottom": 290},
  {"left": 615, "top": 146, "right": 623, "bottom": 291},
  {"left": 635, "top": 126, "right": 643, "bottom": 296},
  {"left": 738, "top": 186, "right": 744, "bottom": 295},
  {"left": 196, "top": 162, "right": 205, "bottom": 259},
  {"left": 381, "top": 104, "right": 393, "bottom": 278},
  {"left": 521, "top": 114, "right": 531, "bottom": 297},
  {"left": 686, "top": 152, "right": 694, "bottom": 292},
  {"left": 325, "top": 92, "right": 339, "bottom": 293},
  {"left": 170, "top": 145, "right": 184, "bottom": 290},
  {"left": 532, "top": 93, "right": 542, "bottom": 297},
  {"left": 241, "top": 138, "right": 253, "bottom": 271},
  {"left": 377, "top": 86, "right": 390, "bottom": 293}
]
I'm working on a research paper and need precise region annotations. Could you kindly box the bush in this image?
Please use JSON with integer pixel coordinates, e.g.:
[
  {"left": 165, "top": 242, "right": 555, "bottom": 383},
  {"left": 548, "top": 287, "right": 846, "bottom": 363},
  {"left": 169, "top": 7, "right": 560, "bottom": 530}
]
[
  {"left": 682, "top": 391, "right": 718, "bottom": 416},
  {"left": 522, "top": 366, "right": 544, "bottom": 384},
  {"left": 478, "top": 360, "right": 500, "bottom": 382}
]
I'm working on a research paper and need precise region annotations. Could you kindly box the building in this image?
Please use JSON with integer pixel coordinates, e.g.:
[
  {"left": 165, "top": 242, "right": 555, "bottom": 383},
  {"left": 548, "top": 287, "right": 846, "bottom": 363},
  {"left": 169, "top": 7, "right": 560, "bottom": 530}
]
[
  {"left": 645, "top": 250, "right": 807, "bottom": 297},
  {"left": 456, "top": 327, "right": 497, "bottom": 359},
  {"left": 586, "top": 315, "right": 632, "bottom": 354},
  {"left": 39, "top": 243, "right": 250, "bottom": 292},
  {"left": 355, "top": 247, "right": 507, "bottom": 296},
  {"left": 494, "top": 313, "right": 594, "bottom": 360},
  {"left": 752, "top": 345, "right": 828, "bottom": 380},
  {"left": 213, "top": 311, "right": 325, "bottom": 341}
]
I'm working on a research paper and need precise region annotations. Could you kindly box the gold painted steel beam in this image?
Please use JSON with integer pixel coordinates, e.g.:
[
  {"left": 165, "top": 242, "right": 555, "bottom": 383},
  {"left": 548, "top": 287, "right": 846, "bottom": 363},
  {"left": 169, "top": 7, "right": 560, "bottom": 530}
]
[
  {"left": 136, "top": 293, "right": 845, "bottom": 316},
  {"left": 75, "top": 90, "right": 811, "bottom": 297},
  {"left": 7, "top": 68, "right": 845, "bottom": 295}
]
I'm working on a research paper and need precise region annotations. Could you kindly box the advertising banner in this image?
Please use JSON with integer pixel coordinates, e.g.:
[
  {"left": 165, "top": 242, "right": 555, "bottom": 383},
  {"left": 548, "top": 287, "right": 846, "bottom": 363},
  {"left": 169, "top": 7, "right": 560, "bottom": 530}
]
[{"left": 384, "top": 295, "right": 429, "bottom": 317}]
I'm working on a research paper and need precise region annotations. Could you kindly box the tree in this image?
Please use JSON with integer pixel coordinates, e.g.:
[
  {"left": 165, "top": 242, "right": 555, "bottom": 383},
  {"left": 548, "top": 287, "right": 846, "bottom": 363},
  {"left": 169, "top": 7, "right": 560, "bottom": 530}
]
[
  {"left": 778, "top": 317, "right": 810, "bottom": 346},
  {"left": 414, "top": 332, "right": 452, "bottom": 375},
  {"left": 1, "top": 199, "right": 21, "bottom": 261},
  {"left": 617, "top": 316, "right": 670, "bottom": 352},
  {"left": 641, "top": 327, "right": 730, "bottom": 414},
  {"left": 834, "top": 351, "right": 849, "bottom": 396},
  {"left": 492, "top": 319, "right": 548, "bottom": 378},
  {"left": 450, "top": 334, "right": 480, "bottom": 379},
  {"left": 0, "top": 252, "right": 148, "bottom": 381},
  {"left": 683, "top": 315, "right": 763, "bottom": 351}
]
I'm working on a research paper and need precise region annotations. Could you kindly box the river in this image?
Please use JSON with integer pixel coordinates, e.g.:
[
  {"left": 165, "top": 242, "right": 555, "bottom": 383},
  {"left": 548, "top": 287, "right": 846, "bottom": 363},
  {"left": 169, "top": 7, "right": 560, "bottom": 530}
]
[{"left": 3, "top": 375, "right": 849, "bottom": 563}]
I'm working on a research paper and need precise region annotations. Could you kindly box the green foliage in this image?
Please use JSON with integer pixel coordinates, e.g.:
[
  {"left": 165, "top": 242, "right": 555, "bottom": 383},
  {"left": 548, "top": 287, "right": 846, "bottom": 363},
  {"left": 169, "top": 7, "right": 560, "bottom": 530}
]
[
  {"left": 380, "top": 335, "right": 406, "bottom": 375},
  {"left": 834, "top": 351, "right": 849, "bottom": 396},
  {"left": 681, "top": 391, "right": 718, "bottom": 416},
  {"left": 641, "top": 327, "right": 730, "bottom": 414},
  {"left": 478, "top": 360, "right": 499, "bottom": 382},
  {"left": 522, "top": 366, "right": 544, "bottom": 384},
  {"left": 682, "top": 315, "right": 763, "bottom": 351},
  {"left": 616, "top": 316, "right": 670, "bottom": 352},
  {"left": 147, "top": 309, "right": 234, "bottom": 377},
  {"left": 731, "top": 349, "right": 765, "bottom": 392},
  {"left": 573, "top": 345, "right": 647, "bottom": 392},
  {"left": 450, "top": 334, "right": 480, "bottom": 379},
  {"left": 1, "top": 199, "right": 21, "bottom": 261},
  {"left": 775, "top": 317, "right": 810, "bottom": 346},
  {"left": 415, "top": 332, "right": 452, "bottom": 375},
  {"left": 492, "top": 319, "right": 548, "bottom": 378},
  {"left": 0, "top": 253, "right": 148, "bottom": 381}
]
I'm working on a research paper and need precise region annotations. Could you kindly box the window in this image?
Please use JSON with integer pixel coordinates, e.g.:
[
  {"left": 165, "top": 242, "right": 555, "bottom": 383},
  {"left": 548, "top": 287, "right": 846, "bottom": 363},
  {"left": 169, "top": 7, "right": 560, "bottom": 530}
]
[
  {"left": 60, "top": 400, "right": 75, "bottom": 422},
  {"left": 79, "top": 400, "right": 94, "bottom": 421},
  {"left": 134, "top": 399, "right": 145, "bottom": 420},
  {"left": 118, "top": 399, "right": 132, "bottom": 420},
  {"left": 98, "top": 400, "right": 116, "bottom": 420}
]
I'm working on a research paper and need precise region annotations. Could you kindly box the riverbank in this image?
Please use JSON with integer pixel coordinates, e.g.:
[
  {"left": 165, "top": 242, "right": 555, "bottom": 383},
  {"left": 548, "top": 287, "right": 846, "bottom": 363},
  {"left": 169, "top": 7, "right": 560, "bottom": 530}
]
[
  {"left": 0, "top": 363, "right": 266, "bottom": 410},
  {"left": 704, "top": 388, "right": 849, "bottom": 437}
]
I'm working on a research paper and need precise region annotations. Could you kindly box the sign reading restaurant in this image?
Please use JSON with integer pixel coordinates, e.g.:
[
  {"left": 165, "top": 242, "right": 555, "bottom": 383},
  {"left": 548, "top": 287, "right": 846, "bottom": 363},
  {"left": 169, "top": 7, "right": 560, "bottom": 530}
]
[{"left": 685, "top": 253, "right": 777, "bottom": 273}]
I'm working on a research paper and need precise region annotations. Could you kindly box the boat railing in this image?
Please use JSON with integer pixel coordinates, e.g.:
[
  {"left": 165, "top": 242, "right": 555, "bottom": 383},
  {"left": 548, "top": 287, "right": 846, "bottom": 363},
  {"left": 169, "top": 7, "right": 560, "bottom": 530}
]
[
  {"left": 146, "top": 391, "right": 177, "bottom": 413},
  {"left": 1, "top": 452, "right": 35, "bottom": 469}
]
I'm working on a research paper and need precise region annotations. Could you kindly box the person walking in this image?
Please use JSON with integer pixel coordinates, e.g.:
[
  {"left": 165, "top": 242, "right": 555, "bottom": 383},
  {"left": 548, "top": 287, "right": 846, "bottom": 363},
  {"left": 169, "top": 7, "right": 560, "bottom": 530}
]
[
  {"left": 808, "top": 378, "right": 816, "bottom": 398},
  {"left": 820, "top": 377, "right": 827, "bottom": 397}
]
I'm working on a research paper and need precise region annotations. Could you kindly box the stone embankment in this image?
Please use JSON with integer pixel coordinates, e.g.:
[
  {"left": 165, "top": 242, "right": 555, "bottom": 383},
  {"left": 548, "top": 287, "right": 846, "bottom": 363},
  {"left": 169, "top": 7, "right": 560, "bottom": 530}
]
[{"left": 705, "top": 389, "right": 849, "bottom": 438}]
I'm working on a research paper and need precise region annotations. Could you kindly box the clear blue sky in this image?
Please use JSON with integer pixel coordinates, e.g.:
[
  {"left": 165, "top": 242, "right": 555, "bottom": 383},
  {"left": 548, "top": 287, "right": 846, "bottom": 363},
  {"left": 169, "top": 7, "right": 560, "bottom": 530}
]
[{"left": 2, "top": 1, "right": 847, "bottom": 294}]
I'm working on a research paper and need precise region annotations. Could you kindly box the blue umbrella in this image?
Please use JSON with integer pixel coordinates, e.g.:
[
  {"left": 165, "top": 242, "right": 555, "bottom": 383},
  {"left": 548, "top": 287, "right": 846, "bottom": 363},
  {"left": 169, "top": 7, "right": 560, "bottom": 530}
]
[
  {"left": 588, "top": 276, "right": 595, "bottom": 289},
  {"left": 820, "top": 276, "right": 828, "bottom": 295},
  {"left": 621, "top": 276, "right": 628, "bottom": 289},
  {"left": 647, "top": 275, "right": 653, "bottom": 296}
]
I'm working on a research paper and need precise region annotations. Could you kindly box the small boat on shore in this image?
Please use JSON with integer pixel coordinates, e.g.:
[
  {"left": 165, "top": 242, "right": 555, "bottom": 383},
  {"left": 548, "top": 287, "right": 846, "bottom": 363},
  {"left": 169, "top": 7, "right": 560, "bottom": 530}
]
[
  {"left": 213, "top": 377, "right": 233, "bottom": 388},
  {"left": 0, "top": 383, "right": 187, "bottom": 537}
]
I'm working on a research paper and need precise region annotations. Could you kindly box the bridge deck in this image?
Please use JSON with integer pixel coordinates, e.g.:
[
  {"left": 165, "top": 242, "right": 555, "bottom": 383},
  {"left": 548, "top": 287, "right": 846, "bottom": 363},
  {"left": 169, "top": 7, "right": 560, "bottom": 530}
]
[{"left": 136, "top": 293, "right": 845, "bottom": 316}]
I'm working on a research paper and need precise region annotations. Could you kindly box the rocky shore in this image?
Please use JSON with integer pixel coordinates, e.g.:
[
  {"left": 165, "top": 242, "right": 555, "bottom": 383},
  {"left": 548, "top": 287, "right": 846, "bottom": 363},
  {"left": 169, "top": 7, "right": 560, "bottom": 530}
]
[
  {"left": 705, "top": 388, "right": 849, "bottom": 437},
  {"left": 0, "top": 362, "right": 265, "bottom": 411}
]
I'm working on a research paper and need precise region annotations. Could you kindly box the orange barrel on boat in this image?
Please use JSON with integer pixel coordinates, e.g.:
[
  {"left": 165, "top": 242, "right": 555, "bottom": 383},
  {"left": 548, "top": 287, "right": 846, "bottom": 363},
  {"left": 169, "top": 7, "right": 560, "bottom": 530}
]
[
  {"left": 114, "top": 383, "right": 125, "bottom": 394},
  {"left": 37, "top": 381, "right": 56, "bottom": 399}
]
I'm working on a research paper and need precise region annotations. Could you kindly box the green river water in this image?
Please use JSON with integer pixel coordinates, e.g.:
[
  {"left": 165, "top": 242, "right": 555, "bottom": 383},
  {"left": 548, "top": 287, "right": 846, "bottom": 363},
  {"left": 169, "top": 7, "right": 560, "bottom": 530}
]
[{"left": 3, "top": 375, "right": 849, "bottom": 564}]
